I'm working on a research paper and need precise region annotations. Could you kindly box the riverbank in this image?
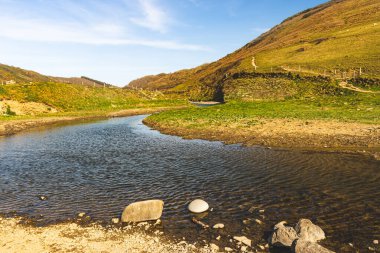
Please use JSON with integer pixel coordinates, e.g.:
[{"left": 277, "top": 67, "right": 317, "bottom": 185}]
[
  {"left": 0, "top": 217, "right": 214, "bottom": 253},
  {"left": 145, "top": 117, "right": 380, "bottom": 158},
  {"left": 144, "top": 99, "right": 380, "bottom": 159},
  {"left": 0, "top": 106, "right": 184, "bottom": 137}
]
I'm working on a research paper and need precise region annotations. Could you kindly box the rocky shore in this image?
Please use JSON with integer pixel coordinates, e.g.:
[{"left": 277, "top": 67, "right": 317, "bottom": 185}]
[{"left": 2, "top": 197, "right": 379, "bottom": 252}]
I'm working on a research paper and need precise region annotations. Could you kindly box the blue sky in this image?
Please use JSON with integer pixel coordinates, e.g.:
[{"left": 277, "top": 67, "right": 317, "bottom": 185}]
[{"left": 0, "top": 0, "right": 327, "bottom": 86}]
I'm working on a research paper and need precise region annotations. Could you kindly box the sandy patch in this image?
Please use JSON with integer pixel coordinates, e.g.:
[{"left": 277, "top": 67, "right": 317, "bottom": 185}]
[
  {"left": 144, "top": 117, "right": 380, "bottom": 157},
  {"left": 0, "top": 100, "right": 57, "bottom": 116},
  {"left": 0, "top": 218, "right": 214, "bottom": 253}
]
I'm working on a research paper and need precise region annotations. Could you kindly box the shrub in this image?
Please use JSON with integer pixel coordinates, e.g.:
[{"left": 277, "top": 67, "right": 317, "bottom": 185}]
[{"left": 5, "top": 105, "right": 16, "bottom": 116}]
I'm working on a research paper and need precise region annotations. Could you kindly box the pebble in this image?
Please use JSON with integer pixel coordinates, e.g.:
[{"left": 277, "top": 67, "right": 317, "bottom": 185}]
[
  {"left": 255, "top": 219, "right": 263, "bottom": 225},
  {"left": 136, "top": 222, "right": 148, "bottom": 227},
  {"left": 111, "top": 218, "right": 119, "bottom": 224},
  {"left": 155, "top": 219, "right": 161, "bottom": 225},
  {"left": 188, "top": 199, "right": 209, "bottom": 213},
  {"left": 233, "top": 236, "right": 252, "bottom": 247},
  {"left": 258, "top": 244, "right": 265, "bottom": 250},
  {"left": 259, "top": 209, "right": 265, "bottom": 213},
  {"left": 216, "top": 235, "right": 221, "bottom": 241},
  {"left": 78, "top": 212, "right": 86, "bottom": 218},
  {"left": 349, "top": 243, "right": 354, "bottom": 247},
  {"left": 374, "top": 240, "right": 379, "bottom": 245},
  {"left": 243, "top": 219, "right": 251, "bottom": 225},
  {"left": 368, "top": 246, "right": 375, "bottom": 251},
  {"left": 39, "top": 195, "right": 47, "bottom": 201},
  {"left": 241, "top": 245, "right": 248, "bottom": 251},
  {"left": 210, "top": 243, "right": 219, "bottom": 251},
  {"left": 213, "top": 223, "right": 225, "bottom": 229},
  {"left": 224, "top": 247, "right": 233, "bottom": 252}
]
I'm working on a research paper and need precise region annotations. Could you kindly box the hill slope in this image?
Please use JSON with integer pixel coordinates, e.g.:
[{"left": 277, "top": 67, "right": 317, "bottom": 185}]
[
  {"left": 0, "top": 63, "right": 112, "bottom": 87},
  {"left": 127, "top": 0, "right": 380, "bottom": 100}
]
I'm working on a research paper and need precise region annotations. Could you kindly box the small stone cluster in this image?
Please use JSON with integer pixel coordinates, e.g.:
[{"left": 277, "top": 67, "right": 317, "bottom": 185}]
[{"left": 269, "top": 219, "right": 334, "bottom": 253}]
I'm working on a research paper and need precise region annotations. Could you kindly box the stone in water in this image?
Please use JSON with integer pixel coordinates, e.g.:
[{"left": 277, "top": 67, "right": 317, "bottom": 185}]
[
  {"left": 213, "top": 223, "right": 224, "bottom": 229},
  {"left": 188, "top": 199, "right": 209, "bottom": 213},
  {"left": 121, "top": 199, "right": 164, "bottom": 222}
]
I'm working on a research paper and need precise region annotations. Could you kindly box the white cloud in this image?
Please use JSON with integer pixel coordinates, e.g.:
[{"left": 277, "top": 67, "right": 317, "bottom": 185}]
[
  {"left": 130, "top": 0, "right": 170, "bottom": 33},
  {"left": 0, "top": 15, "right": 207, "bottom": 51}
]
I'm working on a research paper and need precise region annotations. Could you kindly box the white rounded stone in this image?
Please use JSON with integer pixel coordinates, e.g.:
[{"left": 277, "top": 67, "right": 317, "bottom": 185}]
[
  {"left": 213, "top": 223, "right": 225, "bottom": 229},
  {"left": 188, "top": 199, "right": 209, "bottom": 213}
]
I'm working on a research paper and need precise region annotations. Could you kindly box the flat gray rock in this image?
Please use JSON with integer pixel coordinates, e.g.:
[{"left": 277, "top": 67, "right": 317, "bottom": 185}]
[
  {"left": 121, "top": 199, "right": 164, "bottom": 222},
  {"left": 295, "top": 219, "right": 325, "bottom": 242},
  {"left": 292, "top": 239, "right": 335, "bottom": 253}
]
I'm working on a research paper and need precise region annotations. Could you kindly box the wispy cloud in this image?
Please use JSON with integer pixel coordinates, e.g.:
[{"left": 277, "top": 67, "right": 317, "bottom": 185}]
[
  {"left": 0, "top": 16, "right": 207, "bottom": 51},
  {"left": 0, "top": 0, "right": 207, "bottom": 51},
  {"left": 130, "top": 0, "right": 170, "bottom": 33}
]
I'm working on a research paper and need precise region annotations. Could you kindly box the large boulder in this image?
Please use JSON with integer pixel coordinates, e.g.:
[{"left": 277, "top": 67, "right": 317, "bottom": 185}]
[
  {"left": 269, "top": 221, "right": 299, "bottom": 247},
  {"left": 121, "top": 199, "right": 164, "bottom": 222},
  {"left": 292, "top": 239, "right": 335, "bottom": 253},
  {"left": 295, "top": 219, "right": 325, "bottom": 242}
]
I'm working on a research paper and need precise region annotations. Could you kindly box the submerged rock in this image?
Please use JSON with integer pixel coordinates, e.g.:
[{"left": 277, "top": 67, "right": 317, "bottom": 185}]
[
  {"left": 292, "top": 239, "right": 335, "bottom": 253},
  {"left": 295, "top": 219, "right": 325, "bottom": 242},
  {"left": 191, "top": 217, "right": 209, "bottom": 229},
  {"left": 121, "top": 199, "right": 164, "bottom": 223},
  {"left": 188, "top": 199, "right": 209, "bottom": 213},
  {"left": 233, "top": 236, "right": 251, "bottom": 247},
  {"left": 39, "top": 195, "right": 47, "bottom": 201},
  {"left": 255, "top": 219, "right": 263, "bottom": 225},
  {"left": 269, "top": 221, "right": 298, "bottom": 247}
]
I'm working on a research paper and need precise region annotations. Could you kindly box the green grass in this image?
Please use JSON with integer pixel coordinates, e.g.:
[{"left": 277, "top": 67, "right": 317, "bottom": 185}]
[
  {"left": 129, "top": 0, "right": 380, "bottom": 97},
  {"left": 0, "top": 82, "right": 186, "bottom": 120},
  {"left": 148, "top": 93, "right": 380, "bottom": 128}
]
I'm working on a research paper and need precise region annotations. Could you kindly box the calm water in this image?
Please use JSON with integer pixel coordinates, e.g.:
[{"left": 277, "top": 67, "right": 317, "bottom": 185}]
[{"left": 0, "top": 115, "right": 379, "bottom": 252}]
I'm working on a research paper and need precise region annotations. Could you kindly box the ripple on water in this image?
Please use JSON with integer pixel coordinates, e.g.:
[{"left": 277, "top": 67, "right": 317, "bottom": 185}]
[{"left": 0, "top": 115, "right": 379, "bottom": 251}]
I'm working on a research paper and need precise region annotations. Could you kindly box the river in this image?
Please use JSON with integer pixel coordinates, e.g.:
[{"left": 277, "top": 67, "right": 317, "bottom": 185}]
[{"left": 0, "top": 115, "right": 379, "bottom": 252}]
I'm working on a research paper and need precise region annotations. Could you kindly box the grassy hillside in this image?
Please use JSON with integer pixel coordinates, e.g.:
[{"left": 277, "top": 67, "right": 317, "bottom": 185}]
[
  {"left": 0, "top": 64, "right": 52, "bottom": 84},
  {"left": 127, "top": 0, "right": 380, "bottom": 100},
  {"left": 0, "top": 63, "right": 114, "bottom": 87},
  {"left": 0, "top": 82, "right": 185, "bottom": 118}
]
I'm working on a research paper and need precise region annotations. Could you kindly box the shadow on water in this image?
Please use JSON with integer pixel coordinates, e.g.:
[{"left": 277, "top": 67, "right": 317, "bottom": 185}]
[{"left": 0, "top": 115, "right": 379, "bottom": 252}]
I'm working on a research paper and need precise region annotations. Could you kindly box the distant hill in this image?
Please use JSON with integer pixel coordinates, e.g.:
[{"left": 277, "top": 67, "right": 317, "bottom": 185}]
[
  {"left": 127, "top": 0, "right": 380, "bottom": 100},
  {"left": 0, "top": 63, "right": 113, "bottom": 87},
  {"left": 0, "top": 63, "right": 52, "bottom": 84}
]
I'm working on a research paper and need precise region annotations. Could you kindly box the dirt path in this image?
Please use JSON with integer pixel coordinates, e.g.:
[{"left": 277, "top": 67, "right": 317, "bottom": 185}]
[
  {"left": 338, "top": 81, "right": 379, "bottom": 93},
  {"left": 280, "top": 66, "right": 379, "bottom": 94}
]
